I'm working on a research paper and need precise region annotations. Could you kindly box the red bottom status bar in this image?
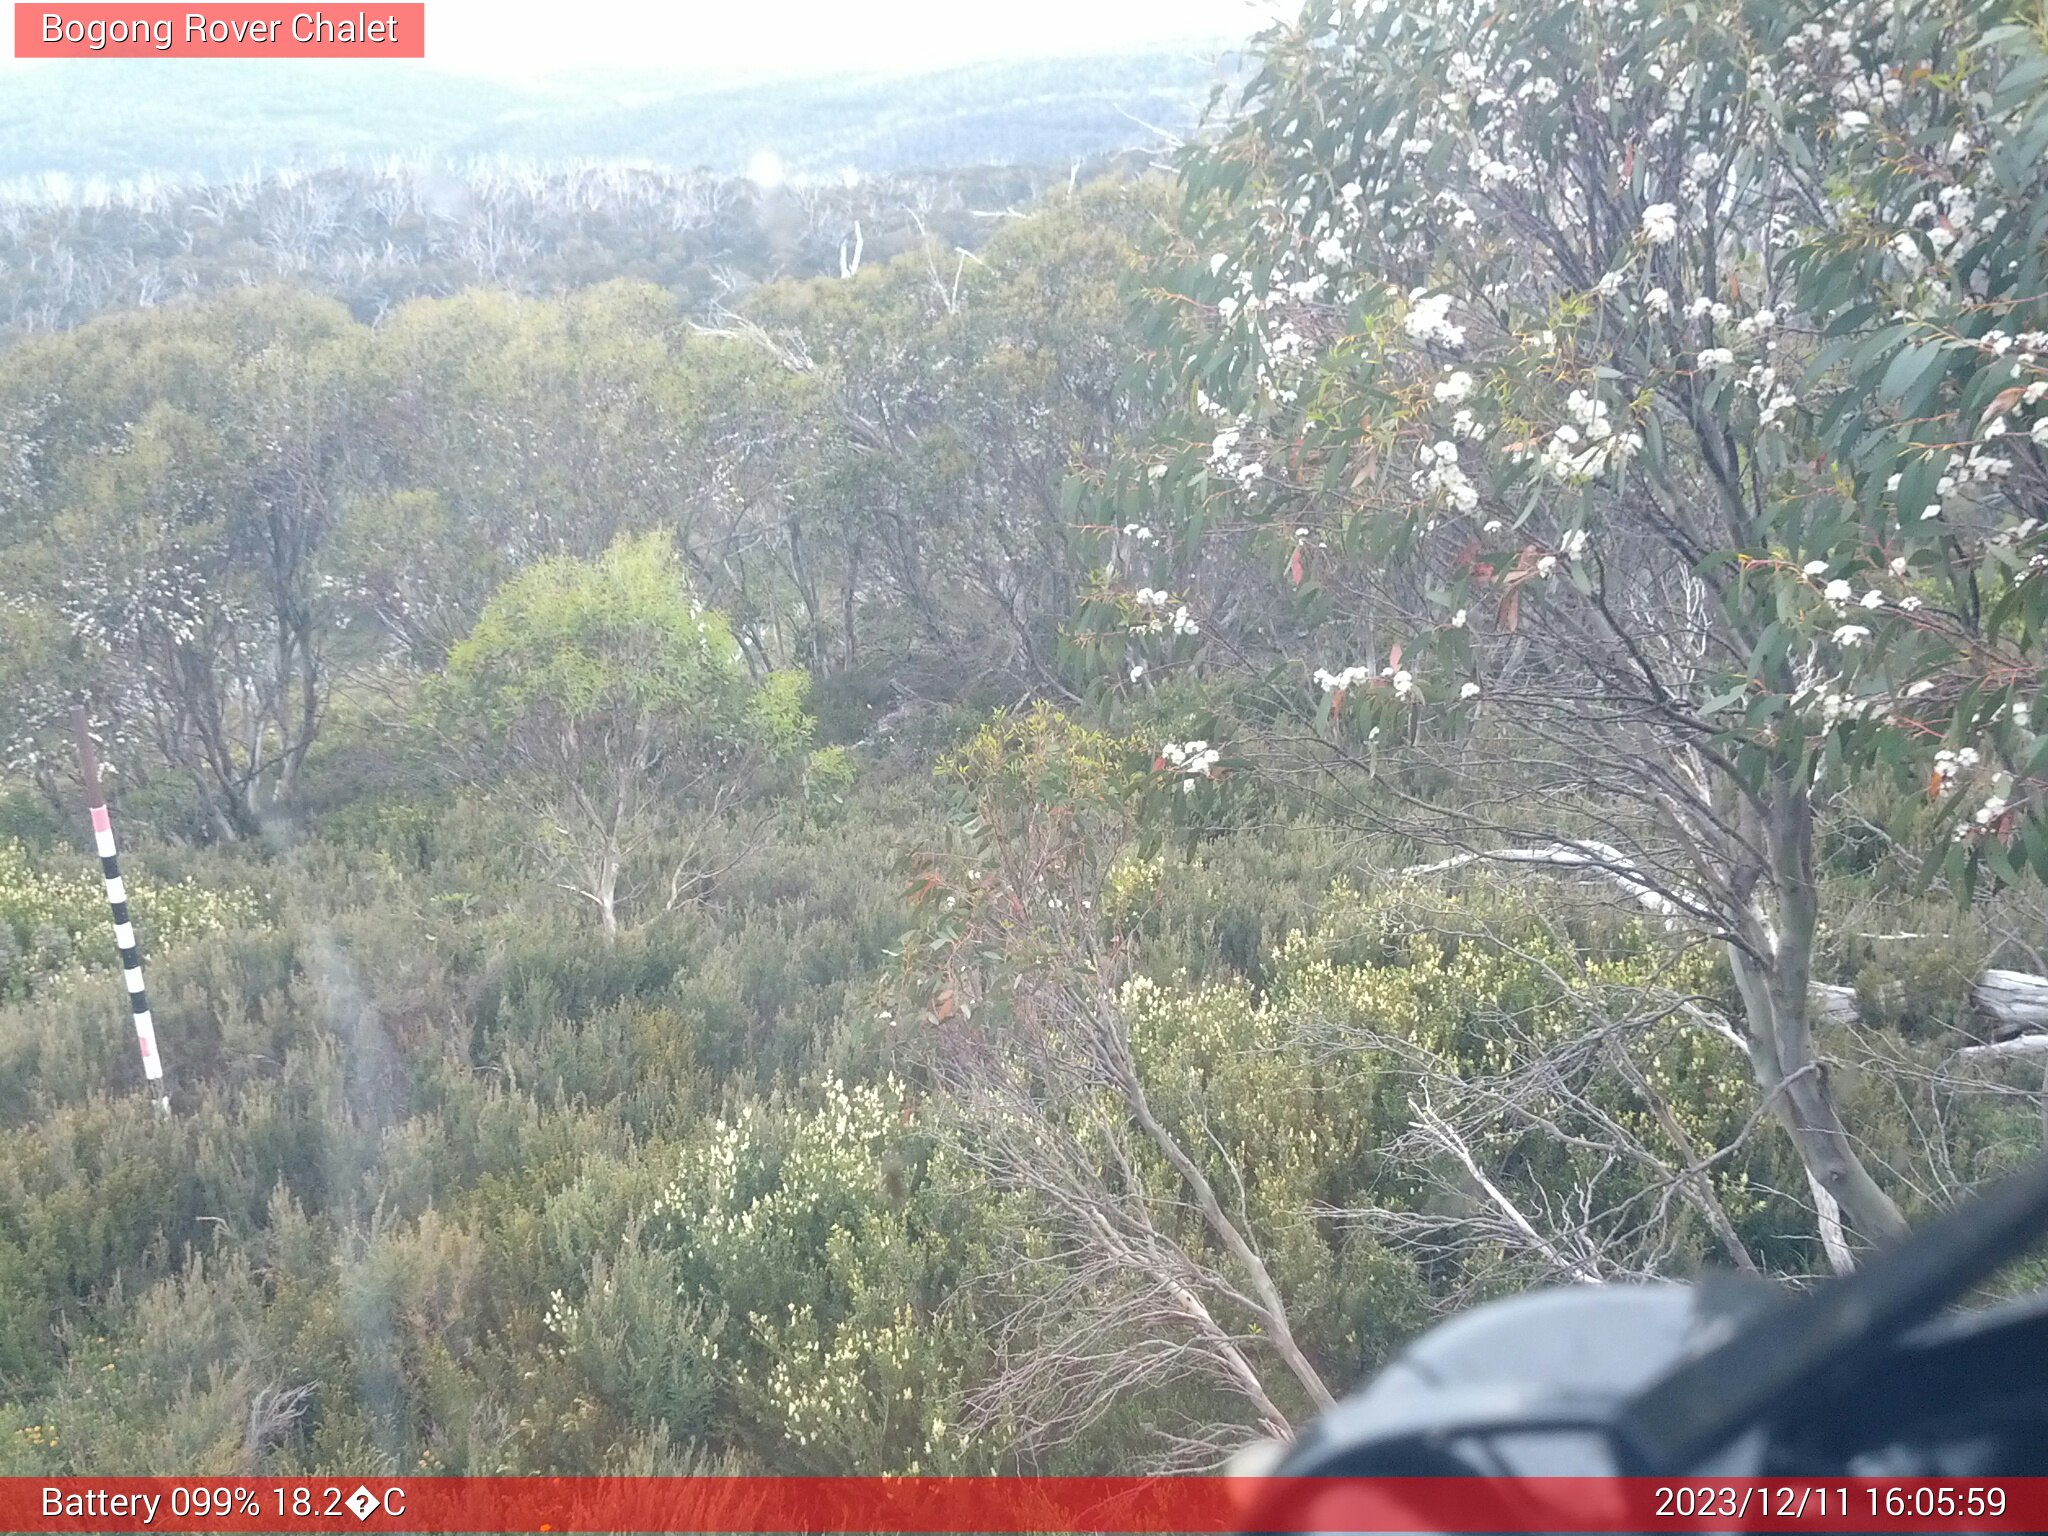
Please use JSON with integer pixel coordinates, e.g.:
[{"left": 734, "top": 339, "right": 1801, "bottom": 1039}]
[{"left": 3, "top": 1476, "right": 2043, "bottom": 1533}]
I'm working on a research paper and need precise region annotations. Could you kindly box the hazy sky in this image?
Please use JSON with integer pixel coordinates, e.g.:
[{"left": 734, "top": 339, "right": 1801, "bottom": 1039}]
[
  {"left": 0, "top": 1, "right": 1286, "bottom": 82},
  {"left": 419, "top": 0, "right": 1277, "bottom": 80}
]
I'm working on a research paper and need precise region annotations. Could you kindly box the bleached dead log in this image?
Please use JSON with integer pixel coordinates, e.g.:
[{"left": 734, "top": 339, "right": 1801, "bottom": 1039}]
[
  {"left": 1401, "top": 848, "right": 2048, "bottom": 1047},
  {"left": 1811, "top": 983, "right": 1860, "bottom": 1028},
  {"left": 1822, "top": 968, "right": 2048, "bottom": 1053},
  {"left": 1955, "top": 1034, "right": 2048, "bottom": 1062},
  {"left": 1952, "top": 977, "right": 2048, "bottom": 1062},
  {"left": 1974, "top": 970, "right": 2048, "bottom": 1038},
  {"left": 1400, "top": 842, "right": 1679, "bottom": 917},
  {"left": 1816, "top": 972, "right": 2048, "bottom": 1044}
]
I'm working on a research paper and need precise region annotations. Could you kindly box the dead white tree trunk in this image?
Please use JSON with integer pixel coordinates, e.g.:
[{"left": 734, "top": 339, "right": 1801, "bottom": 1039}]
[
  {"left": 1804, "top": 1170, "right": 1856, "bottom": 1276},
  {"left": 1974, "top": 970, "right": 2048, "bottom": 1037},
  {"left": 1412, "top": 1098, "right": 1606, "bottom": 1285},
  {"left": 1810, "top": 983, "right": 1859, "bottom": 1028},
  {"left": 1402, "top": 844, "right": 1679, "bottom": 917},
  {"left": 1957, "top": 1034, "right": 2048, "bottom": 1062},
  {"left": 1820, "top": 969, "right": 2048, "bottom": 1044},
  {"left": 1403, "top": 853, "right": 2048, "bottom": 1044}
]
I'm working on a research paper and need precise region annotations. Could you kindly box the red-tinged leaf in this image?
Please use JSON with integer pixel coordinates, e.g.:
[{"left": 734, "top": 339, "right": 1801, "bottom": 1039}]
[
  {"left": 1984, "top": 386, "right": 2028, "bottom": 424},
  {"left": 1388, "top": 643, "right": 1403, "bottom": 670},
  {"left": 1502, "top": 589, "right": 1521, "bottom": 631},
  {"left": 1288, "top": 546, "right": 1305, "bottom": 587}
]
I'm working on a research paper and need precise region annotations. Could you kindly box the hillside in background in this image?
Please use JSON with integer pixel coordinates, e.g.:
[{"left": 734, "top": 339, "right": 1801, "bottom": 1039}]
[
  {"left": 0, "top": 47, "right": 1237, "bottom": 185},
  {"left": 0, "top": 156, "right": 1147, "bottom": 333},
  {"left": 0, "top": 46, "right": 1234, "bottom": 336}
]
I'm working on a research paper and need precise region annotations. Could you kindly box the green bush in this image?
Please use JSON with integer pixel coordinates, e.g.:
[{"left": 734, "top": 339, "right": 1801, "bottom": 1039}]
[{"left": 0, "top": 840, "right": 262, "bottom": 1001}]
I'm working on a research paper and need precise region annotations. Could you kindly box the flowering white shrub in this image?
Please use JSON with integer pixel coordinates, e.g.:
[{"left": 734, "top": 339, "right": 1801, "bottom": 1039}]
[
  {"left": 1157, "top": 739, "right": 1222, "bottom": 794},
  {"left": 598, "top": 1077, "right": 991, "bottom": 1472},
  {"left": 1078, "top": 0, "right": 2048, "bottom": 1247},
  {"left": 0, "top": 840, "right": 261, "bottom": 1000}
]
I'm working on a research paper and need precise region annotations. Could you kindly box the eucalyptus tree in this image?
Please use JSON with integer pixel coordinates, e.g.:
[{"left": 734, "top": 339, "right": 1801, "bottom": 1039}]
[
  {"left": 743, "top": 181, "right": 1166, "bottom": 699},
  {"left": 1087, "top": 0, "right": 2048, "bottom": 1252},
  {"left": 0, "top": 288, "right": 366, "bottom": 838},
  {"left": 434, "top": 533, "right": 812, "bottom": 939}
]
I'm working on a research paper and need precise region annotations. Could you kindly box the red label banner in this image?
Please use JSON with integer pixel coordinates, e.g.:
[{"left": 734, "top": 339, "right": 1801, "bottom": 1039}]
[
  {"left": 1, "top": 1476, "right": 2042, "bottom": 1533},
  {"left": 14, "top": 4, "right": 424, "bottom": 57}
]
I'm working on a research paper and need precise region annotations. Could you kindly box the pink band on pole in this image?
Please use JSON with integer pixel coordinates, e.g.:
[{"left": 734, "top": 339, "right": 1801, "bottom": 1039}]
[{"left": 90, "top": 805, "right": 112, "bottom": 834}]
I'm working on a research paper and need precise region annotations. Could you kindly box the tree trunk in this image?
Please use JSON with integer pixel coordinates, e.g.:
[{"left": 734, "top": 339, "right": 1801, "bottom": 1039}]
[
  {"left": 595, "top": 854, "right": 621, "bottom": 944},
  {"left": 1730, "top": 941, "right": 1908, "bottom": 1246},
  {"left": 1728, "top": 771, "right": 1909, "bottom": 1249}
]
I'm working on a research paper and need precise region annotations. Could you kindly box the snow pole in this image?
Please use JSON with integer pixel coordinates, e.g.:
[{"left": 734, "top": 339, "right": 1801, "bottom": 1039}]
[{"left": 73, "top": 707, "right": 170, "bottom": 1115}]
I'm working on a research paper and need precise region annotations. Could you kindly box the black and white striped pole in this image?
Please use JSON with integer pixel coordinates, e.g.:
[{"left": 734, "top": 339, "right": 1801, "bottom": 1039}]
[{"left": 73, "top": 707, "right": 170, "bottom": 1115}]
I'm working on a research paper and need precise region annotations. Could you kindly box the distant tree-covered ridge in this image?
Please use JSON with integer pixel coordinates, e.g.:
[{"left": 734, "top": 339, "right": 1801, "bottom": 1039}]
[
  {"left": 0, "top": 49, "right": 1241, "bottom": 183},
  {"left": 0, "top": 45, "right": 1244, "bottom": 336},
  {"left": 0, "top": 155, "right": 1151, "bottom": 335}
]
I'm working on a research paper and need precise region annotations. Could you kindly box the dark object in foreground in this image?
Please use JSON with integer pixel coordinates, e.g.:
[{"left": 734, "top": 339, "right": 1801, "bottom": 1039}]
[{"left": 1261, "top": 1157, "right": 2048, "bottom": 1511}]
